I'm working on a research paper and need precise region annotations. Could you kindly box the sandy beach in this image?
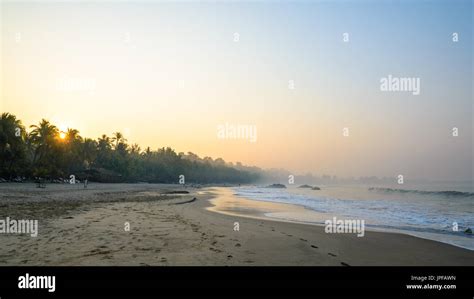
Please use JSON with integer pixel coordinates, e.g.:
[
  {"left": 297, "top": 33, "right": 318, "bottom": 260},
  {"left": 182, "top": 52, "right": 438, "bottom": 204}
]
[{"left": 0, "top": 183, "right": 473, "bottom": 266}]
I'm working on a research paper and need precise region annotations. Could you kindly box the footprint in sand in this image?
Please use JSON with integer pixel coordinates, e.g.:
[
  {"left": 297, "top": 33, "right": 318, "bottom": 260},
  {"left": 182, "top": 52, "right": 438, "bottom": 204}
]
[
  {"left": 300, "top": 238, "right": 308, "bottom": 242},
  {"left": 235, "top": 243, "right": 241, "bottom": 247},
  {"left": 310, "top": 245, "right": 318, "bottom": 249},
  {"left": 227, "top": 255, "right": 233, "bottom": 259},
  {"left": 328, "top": 253, "right": 337, "bottom": 257},
  {"left": 340, "top": 262, "right": 350, "bottom": 266}
]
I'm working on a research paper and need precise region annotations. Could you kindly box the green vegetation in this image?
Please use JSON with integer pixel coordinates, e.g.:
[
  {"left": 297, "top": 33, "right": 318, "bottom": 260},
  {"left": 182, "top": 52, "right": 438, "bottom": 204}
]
[{"left": 0, "top": 113, "right": 260, "bottom": 184}]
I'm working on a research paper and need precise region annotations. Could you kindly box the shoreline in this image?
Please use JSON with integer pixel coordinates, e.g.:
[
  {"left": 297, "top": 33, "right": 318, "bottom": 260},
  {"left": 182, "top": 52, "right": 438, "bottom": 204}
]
[
  {"left": 207, "top": 187, "right": 474, "bottom": 251},
  {"left": 0, "top": 183, "right": 473, "bottom": 266},
  {"left": 202, "top": 188, "right": 474, "bottom": 265}
]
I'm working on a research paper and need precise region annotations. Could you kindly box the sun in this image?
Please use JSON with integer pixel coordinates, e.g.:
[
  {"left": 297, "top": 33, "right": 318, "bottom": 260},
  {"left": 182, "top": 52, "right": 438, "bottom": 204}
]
[{"left": 59, "top": 132, "right": 66, "bottom": 140}]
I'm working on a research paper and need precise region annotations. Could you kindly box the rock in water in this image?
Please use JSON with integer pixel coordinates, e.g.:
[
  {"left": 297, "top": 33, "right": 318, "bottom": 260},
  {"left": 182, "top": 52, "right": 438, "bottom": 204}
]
[{"left": 266, "top": 183, "right": 286, "bottom": 189}]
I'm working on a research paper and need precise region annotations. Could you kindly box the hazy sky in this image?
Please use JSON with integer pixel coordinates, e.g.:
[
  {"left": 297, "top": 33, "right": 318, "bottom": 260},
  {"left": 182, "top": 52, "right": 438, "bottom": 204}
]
[{"left": 1, "top": 0, "right": 472, "bottom": 181}]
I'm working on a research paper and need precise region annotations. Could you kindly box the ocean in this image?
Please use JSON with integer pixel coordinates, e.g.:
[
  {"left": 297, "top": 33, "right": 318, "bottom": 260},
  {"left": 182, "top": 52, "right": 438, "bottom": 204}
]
[{"left": 232, "top": 182, "right": 474, "bottom": 250}]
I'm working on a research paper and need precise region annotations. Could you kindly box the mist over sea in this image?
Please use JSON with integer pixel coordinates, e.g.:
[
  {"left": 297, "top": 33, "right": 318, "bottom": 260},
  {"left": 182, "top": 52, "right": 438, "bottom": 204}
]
[{"left": 233, "top": 182, "right": 474, "bottom": 250}]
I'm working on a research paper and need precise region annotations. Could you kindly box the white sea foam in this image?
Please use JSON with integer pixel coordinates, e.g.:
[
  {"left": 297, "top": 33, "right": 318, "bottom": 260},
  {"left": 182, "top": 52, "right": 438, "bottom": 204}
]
[{"left": 233, "top": 185, "right": 474, "bottom": 250}]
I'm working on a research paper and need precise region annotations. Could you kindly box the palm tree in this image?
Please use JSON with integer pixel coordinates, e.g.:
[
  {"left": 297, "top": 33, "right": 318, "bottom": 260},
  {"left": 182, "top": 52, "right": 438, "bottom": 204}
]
[
  {"left": 1, "top": 115, "right": 262, "bottom": 184},
  {"left": 143, "top": 146, "right": 152, "bottom": 157},
  {"left": 65, "top": 128, "right": 82, "bottom": 143},
  {"left": 98, "top": 134, "right": 112, "bottom": 151},
  {"left": 0, "top": 113, "right": 27, "bottom": 177},
  {"left": 80, "top": 138, "right": 98, "bottom": 169},
  {"left": 29, "top": 119, "right": 59, "bottom": 165},
  {"left": 96, "top": 134, "right": 117, "bottom": 170},
  {"left": 58, "top": 128, "right": 84, "bottom": 175},
  {"left": 115, "top": 142, "right": 129, "bottom": 156},
  {"left": 130, "top": 143, "right": 141, "bottom": 155},
  {"left": 111, "top": 132, "right": 126, "bottom": 149},
  {"left": 0, "top": 113, "right": 24, "bottom": 148}
]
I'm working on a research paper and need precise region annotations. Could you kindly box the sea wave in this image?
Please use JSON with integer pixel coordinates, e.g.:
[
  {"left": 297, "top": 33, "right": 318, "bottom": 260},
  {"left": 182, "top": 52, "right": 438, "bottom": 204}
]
[
  {"left": 232, "top": 186, "right": 474, "bottom": 250},
  {"left": 368, "top": 187, "right": 474, "bottom": 198}
]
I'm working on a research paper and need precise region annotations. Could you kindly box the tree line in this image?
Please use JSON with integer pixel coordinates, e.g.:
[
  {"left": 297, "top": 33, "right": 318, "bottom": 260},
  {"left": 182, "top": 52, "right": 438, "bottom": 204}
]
[{"left": 0, "top": 113, "right": 260, "bottom": 184}]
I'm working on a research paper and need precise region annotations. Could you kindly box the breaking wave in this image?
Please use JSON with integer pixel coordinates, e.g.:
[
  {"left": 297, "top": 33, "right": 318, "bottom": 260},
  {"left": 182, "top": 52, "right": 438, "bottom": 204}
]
[{"left": 368, "top": 187, "right": 474, "bottom": 198}]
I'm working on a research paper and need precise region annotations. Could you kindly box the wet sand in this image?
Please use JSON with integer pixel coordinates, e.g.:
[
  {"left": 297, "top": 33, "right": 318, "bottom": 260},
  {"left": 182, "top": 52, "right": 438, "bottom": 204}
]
[{"left": 0, "top": 183, "right": 473, "bottom": 266}]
